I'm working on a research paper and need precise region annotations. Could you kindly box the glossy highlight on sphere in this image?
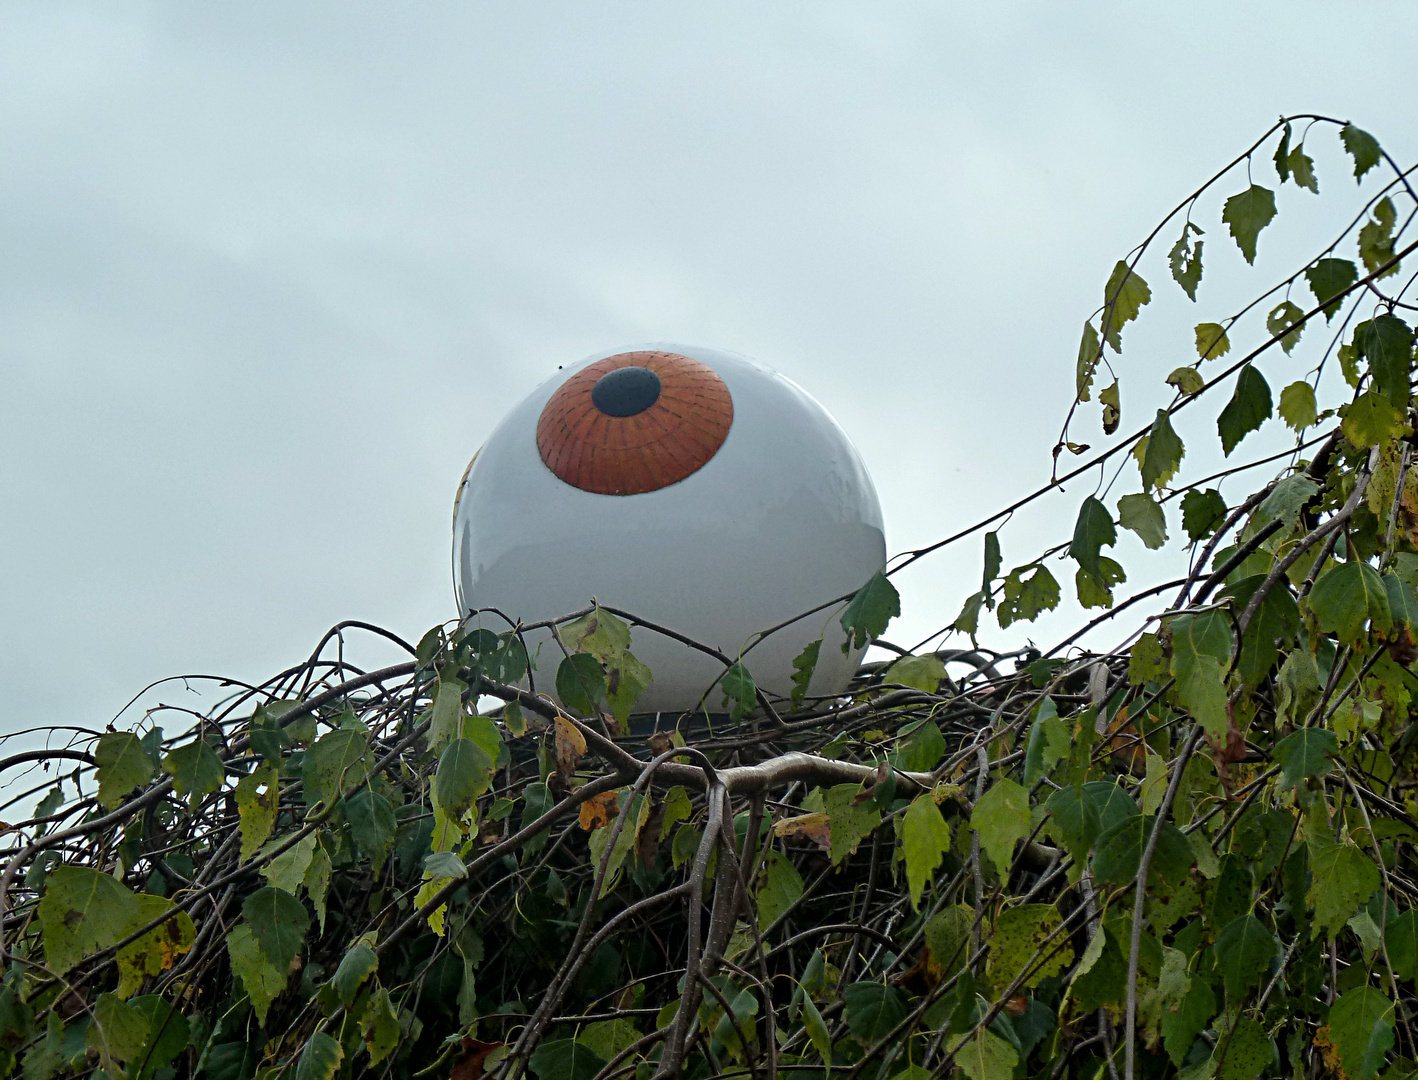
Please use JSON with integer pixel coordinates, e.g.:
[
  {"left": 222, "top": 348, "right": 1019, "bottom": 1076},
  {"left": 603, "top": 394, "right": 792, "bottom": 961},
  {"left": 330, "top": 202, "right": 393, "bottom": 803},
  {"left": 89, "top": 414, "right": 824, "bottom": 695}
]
[
  {"left": 455, "top": 344, "right": 887, "bottom": 715},
  {"left": 535, "top": 351, "right": 733, "bottom": 496}
]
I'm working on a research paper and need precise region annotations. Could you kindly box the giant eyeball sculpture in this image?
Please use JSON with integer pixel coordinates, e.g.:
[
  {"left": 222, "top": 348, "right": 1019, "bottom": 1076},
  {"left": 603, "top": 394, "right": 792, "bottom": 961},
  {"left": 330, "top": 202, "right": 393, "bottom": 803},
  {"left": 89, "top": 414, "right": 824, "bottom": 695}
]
[{"left": 453, "top": 344, "right": 886, "bottom": 718}]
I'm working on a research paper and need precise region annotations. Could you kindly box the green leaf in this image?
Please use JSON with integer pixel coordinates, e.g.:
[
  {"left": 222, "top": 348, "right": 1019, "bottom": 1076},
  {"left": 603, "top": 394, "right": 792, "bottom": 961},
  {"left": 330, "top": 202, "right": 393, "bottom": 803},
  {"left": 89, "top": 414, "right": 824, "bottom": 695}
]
[
  {"left": 1069, "top": 496, "right": 1116, "bottom": 579},
  {"left": 242, "top": 885, "right": 310, "bottom": 969},
  {"left": 823, "top": 784, "right": 881, "bottom": 864},
  {"left": 435, "top": 738, "right": 495, "bottom": 819},
  {"left": 1356, "top": 315, "right": 1415, "bottom": 407},
  {"left": 883, "top": 654, "right": 947, "bottom": 694},
  {"left": 1076, "top": 321, "right": 1101, "bottom": 400},
  {"left": 1091, "top": 816, "right": 1193, "bottom": 886},
  {"left": 924, "top": 905, "right": 975, "bottom": 976},
  {"left": 1195, "top": 322, "right": 1231, "bottom": 360},
  {"left": 1341, "top": 124, "right": 1382, "bottom": 181},
  {"left": 1162, "top": 975, "right": 1217, "bottom": 1065},
  {"left": 1217, "top": 365, "right": 1272, "bottom": 455},
  {"left": 38, "top": 865, "right": 141, "bottom": 975},
  {"left": 1223, "top": 575, "right": 1299, "bottom": 687},
  {"left": 363, "top": 987, "right": 401, "bottom": 1065},
  {"left": 126, "top": 995, "right": 190, "bottom": 1080},
  {"left": 1359, "top": 196, "right": 1399, "bottom": 278},
  {"left": 1274, "top": 122, "right": 1292, "bottom": 180},
  {"left": 996, "top": 565, "right": 1060, "bottom": 628},
  {"left": 226, "top": 923, "right": 287, "bottom": 1027},
  {"left": 895, "top": 720, "right": 946, "bottom": 771},
  {"left": 1384, "top": 572, "right": 1418, "bottom": 629},
  {"left": 1169, "top": 222, "right": 1204, "bottom": 301},
  {"left": 1222, "top": 185, "right": 1276, "bottom": 264},
  {"left": 988, "top": 904, "right": 1072, "bottom": 991},
  {"left": 1169, "top": 608, "right": 1233, "bottom": 736},
  {"left": 952, "top": 591, "right": 985, "bottom": 639},
  {"left": 1329, "top": 986, "right": 1395, "bottom": 1080},
  {"left": 1180, "top": 488, "right": 1227, "bottom": 543},
  {"left": 1141, "top": 409, "right": 1186, "bottom": 491},
  {"left": 1272, "top": 727, "right": 1338, "bottom": 788},
  {"left": 423, "top": 850, "right": 468, "bottom": 880},
  {"left": 1277, "top": 380, "right": 1318, "bottom": 432},
  {"left": 1288, "top": 144, "right": 1318, "bottom": 192},
  {"left": 1342, "top": 390, "right": 1407, "bottom": 448},
  {"left": 843, "top": 981, "right": 907, "bottom": 1045},
  {"left": 1129, "top": 634, "right": 1169, "bottom": 685},
  {"left": 345, "top": 789, "right": 398, "bottom": 871},
  {"left": 1044, "top": 781, "right": 1138, "bottom": 865},
  {"left": 755, "top": 850, "right": 803, "bottom": 928},
  {"left": 1024, "top": 699, "right": 1070, "bottom": 783},
  {"left": 840, "top": 571, "right": 901, "bottom": 653},
  {"left": 1100, "top": 379, "right": 1121, "bottom": 434},
  {"left": 528, "top": 1038, "right": 607, "bottom": 1080},
  {"left": 720, "top": 661, "right": 757, "bottom": 721},
  {"left": 235, "top": 761, "right": 279, "bottom": 862},
  {"left": 1309, "top": 842, "right": 1381, "bottom": 937},
  {"left": 983, "top": 531, "right": 1002, "bottom": 592},
  {"left": 971, "top": 778, "right": 1029, "bottom": 876},
  {"left": 559, "top": 605, "right": 632, "bottom": 661},
  {"left": 556, "top": 653, "right": 606, "bottom": 715},
  {"left": 800, "top": 993, "right": 832, "bottom": 1064},
  {"left": 161, "top": 739, "right": 224, "bottom": 806},
  {"left": 260, "top": 833, "right": 315, "bottom": 897},
  {"left": 302, "top": 728, "right": 372, "bottom": 810},
  {"left": 1215, "top": 1016, "right": 1272, "bottom": 1080},
  {"left": 902, "top": 794, "right": 951, "bottom": 909},
  {"left": 295, "top": 1032, "right": 344, "bottom": 1080},
  {"left": 1117, "top": 492, "right": 1167, "bottom": 550},
  {"left": 1166, "top": 366, "right": 1205, "bottom": 395},
  {"left": 1308, "top": 560, "right": 1392, "bottom": 645},
  {"left": 1385, "top": 911, "right": 1418, "bottom": 981},
  {"left": 427, "top": 676, "right": 466, "bottom": 751},
  {"left": 1212, "top": 914, "right": 1278, "bottom": 1001},
  {"left": 1101, "top": 260, "right": 1152, "bottom": 352},
  {"left": 789, "top": 638, "right": 821, "bottom": 705},
  {"left": 95, "top": 732, "right": 156, "bottom": 811},
  {"left": 1305, "top": 257, "right": 1359, "bottom": 321},
  {"left": 1276, "top": 649, "right": 1322, "bottom": 727},
  {"left": 948, "top": 1028, "right": 1018, "bottom": 1080},
  {"left": 605, "top": 649, "right": 653, "bottom": 727},
  {"left": 88, "top": 993, "right": 150, "bottom": 1067},
  {"left": 115, "top": 894, "right": 197, "bottom": 998},
  {"left": 330, "top": 943, "right": 377, "bottom": 1007},
  {"left": 1076, "top": 557, "right": 1125, "bottom": 610},
  {"left": 1267, "top": 300, "right": 1306, "bottom": 353}
]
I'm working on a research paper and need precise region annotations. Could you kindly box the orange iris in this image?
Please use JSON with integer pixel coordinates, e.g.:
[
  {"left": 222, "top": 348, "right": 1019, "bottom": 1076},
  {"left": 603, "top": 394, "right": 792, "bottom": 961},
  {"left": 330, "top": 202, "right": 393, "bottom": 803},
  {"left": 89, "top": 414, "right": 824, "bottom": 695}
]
[{"left": 536, "top": 351, "right": 734, "bottom": 495}]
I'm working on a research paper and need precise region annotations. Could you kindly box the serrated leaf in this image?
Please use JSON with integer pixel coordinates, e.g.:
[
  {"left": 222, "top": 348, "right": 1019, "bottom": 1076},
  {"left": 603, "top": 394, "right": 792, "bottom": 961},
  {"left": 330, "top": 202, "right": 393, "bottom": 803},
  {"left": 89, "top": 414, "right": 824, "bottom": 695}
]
[
  {"left": 1092, "top": 816, "right": 1193, "bottom": 886},
  {"left": 423, "top": 850, "right": 468, "bottom": 880},
  {"left": 988, "top": 904, "right": 1073, "bottom": 991},
  {"left": 260, "top": 833, "right": 316, "bottom": 897},
  {"left": 1308, "top": 560, "right": 1392, "bottom": 645},
  {"left": 226, "top": 923, "right": 287, "bottom": 1027},
  {"left": 559, "top": 605, "right": 632, "bottom": 661},
  {"left": 39, "top": 866, "right": 141, "bottom": 975},
  {"left": 1267, "top": 299, "right": 1306, "bottom": 353},
  {"left": 1223, "top": 574, "right": 1299, "bottom": 686},
  {"left": 1212, "top": 914, "right": 1278, "bottom": 1001},
  {"left": 1222, "top": 185, "right": 1276, "bottom": 264},
  {"left": 1101, "top": 261, "right": 1152, "bottom": 351},
  {"left": 115, "top": 894, "right": 196, "bottom": 998},
  {"left": 362, "top": 987, "right": 401, "bottom": 1065},
  {"left": 1181, "top": 488, "right": 1227, "bottom": 542},
  {"left": 1129, "top": 633, "right": 1169, "bottom": 685},
  {"left": 427, "top": 676, "right": 466, "bottom": 751},
  {"left": 1277, "top": 380, "right": 1318, "bottom": 432},
  {"left": 302, "top": 728, "right": 372, "bottom": 810},
  {"left": 1359, "top": 196, "right": 1398, "bottom": 276},
  {"left": 949, "top": 1027, "right": 1018, "bottom": 1080},
  {"left": 902, "top": 794, "right": 951, "bottom": 909},
  {"left": 1076, "top": 556, "right": 1125, "bottom": 610},
  {"left": 996, "top": 565, "right": 1060, "bottom": 628},
  {"left": 971, "top": 778, "right": 1029, "bottom": 876},
  {"left": 1174, "top": 652, "right": 1228, "bottom": 738},
  {"left": 1076, "top": 321, "right": 1101, "bottom": 401},
  {"left": 1100, "top": 379, "right": 1121, "bottom": 434},
  {"left": 843, "top": 981, "right": 907, "bottom": 1045},
  {"left": 1069, "top": 496, "right": 1116, "bottom": 579},
  {"left": 1341, "top": 124, "right": 1382, "bottom": 181},
  {"left": 436, "top": 738, "right": 495, "bottom": 819},
  {"left": 1329, "top": 986, "right": 1394, "bottom": 1080},
  {"left": 88, "top": 993, "right": 149, "bottom": 1068},
  {"left": 1272, "top": 727, "right": 1338, "bottom": 788},
  {"left": 556, "top": 653, "right": 606, "bottom": 715},
  {"left": 822, "top": 784, "right": 881, "bottom": 864},
  {"left": 242, "top": 886, "right": 309, "bottom": 969},
  {"left": 1167, "top": 366, "right": 1205, "bottom": 395},
  {"left": 1342, "top": 390, "right": 1407, "bottom": 449},
  {"left": 1305, "top": 257, "right": 1359, "bottom": 321},
  {"left": 529, "top": 1039, "right": 606, "bottom": 1080},
  {"left": 840, "top": 571, "right": 900, "bottom": 653},
  {"left": 1356, "top": 314, "right": 1415, "bottom": 407},
  {"left": 605, "top": 649, "right": 653, "bottom": 728},
  {"left": 1195, "top": 322, "right": 1231, "bottom": 360},
  {"left": 295, "top": 1032, "right": 343, "bottom": 1080},
  {"left": 1309, "top": 841, "right": 1380, "bottom": 937},
  {"left": 755, "top": 850, "right": 803, "bottom": 928},
  {"left": 794, "top": 634, "right": 828, "bottom": 702},
  {"left": 236, "top": 761, "right": 279, "bottom": 862},
  {"left": 883, "top": 654, "right": 948, "bottom": 694},
  {"left": 1118, "top": 492, "right": 1167, "bottom": 549},
  {"left": 1141, "top": 409, "right": 1185, "bottom": 491},
  {"left": 330, "top": 943, "right": 377, "bottom": 1007},
  {"left": 1169, "top": 222, "right": 1204, "bottom": 301},
  {"left": 161, "top": 739, "right": 224, "bottom": 807},
  {"left": 1217, "top": 366, "right": 1272, "bottom": 455},
  {"left": 345, "top": 789, "right": 397, "bottom": 871},
  {"left": 1216, "top": 1016, "right": 1272, "bottom": 1080},
  {"left": 720, "top": 661, "right": 757, "bottom": 721},
  {"left": 95, "top": 732, "right": 155, "bottom": 811}
]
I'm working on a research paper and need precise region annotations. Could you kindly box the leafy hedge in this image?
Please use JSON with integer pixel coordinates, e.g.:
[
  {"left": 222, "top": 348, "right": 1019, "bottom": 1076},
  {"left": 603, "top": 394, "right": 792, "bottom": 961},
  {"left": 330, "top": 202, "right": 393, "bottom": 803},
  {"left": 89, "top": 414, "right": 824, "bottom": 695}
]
[{"left": 3, "top": 114, "right": 1418, "bottom": 1080}]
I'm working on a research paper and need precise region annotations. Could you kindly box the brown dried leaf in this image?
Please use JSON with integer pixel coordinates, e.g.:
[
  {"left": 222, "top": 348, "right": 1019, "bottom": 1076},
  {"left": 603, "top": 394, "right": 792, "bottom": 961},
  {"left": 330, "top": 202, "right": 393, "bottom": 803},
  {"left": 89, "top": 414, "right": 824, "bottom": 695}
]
[
  {"left": 578, "top": 790, "right": 620, "bottom": 832},
  {"left": 450, "top": 1039, "right": 504, "bottom": 1080},
  {"left": 772, "top": 812, "right": 832, "bottom": 851},
  {"left": 555, "top": 715, "right": 587, "bottom": 781}
]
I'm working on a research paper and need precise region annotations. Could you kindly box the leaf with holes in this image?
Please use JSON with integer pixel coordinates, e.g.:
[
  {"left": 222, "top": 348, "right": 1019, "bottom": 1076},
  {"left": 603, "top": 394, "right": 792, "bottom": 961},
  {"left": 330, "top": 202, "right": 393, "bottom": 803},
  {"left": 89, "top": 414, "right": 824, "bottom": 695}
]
[
  {"left": 1267, "top": 300, "right": 1306, "bottom": 353},
  {"left": 996, "top": 565, "right": 1060, "bottom": 628},
  {"left": 1169, "top": 223, "right": 1204, "bottom": 301}
]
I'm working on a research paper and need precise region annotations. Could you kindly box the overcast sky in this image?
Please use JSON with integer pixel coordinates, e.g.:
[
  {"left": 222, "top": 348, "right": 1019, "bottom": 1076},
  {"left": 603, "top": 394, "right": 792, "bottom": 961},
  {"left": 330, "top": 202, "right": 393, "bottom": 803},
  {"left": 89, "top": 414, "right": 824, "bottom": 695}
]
[{"left": 3, "top": 2, "right": 1416, "bottom": 738}]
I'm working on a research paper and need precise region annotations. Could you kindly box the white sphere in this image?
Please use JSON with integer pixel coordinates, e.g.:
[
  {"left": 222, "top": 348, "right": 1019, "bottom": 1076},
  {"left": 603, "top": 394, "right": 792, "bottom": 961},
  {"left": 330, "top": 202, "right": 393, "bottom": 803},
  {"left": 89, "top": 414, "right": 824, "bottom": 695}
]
[{"left": 453, "top": 344, "right": 886, "bottom": 715}]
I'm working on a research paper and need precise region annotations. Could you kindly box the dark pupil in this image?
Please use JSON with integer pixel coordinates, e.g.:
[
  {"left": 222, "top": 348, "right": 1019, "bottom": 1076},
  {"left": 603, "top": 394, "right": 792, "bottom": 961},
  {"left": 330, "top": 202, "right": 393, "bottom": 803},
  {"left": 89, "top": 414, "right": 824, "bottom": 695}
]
[{"left": 591, "top": 366, "right": 662, "bottom": 417}]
